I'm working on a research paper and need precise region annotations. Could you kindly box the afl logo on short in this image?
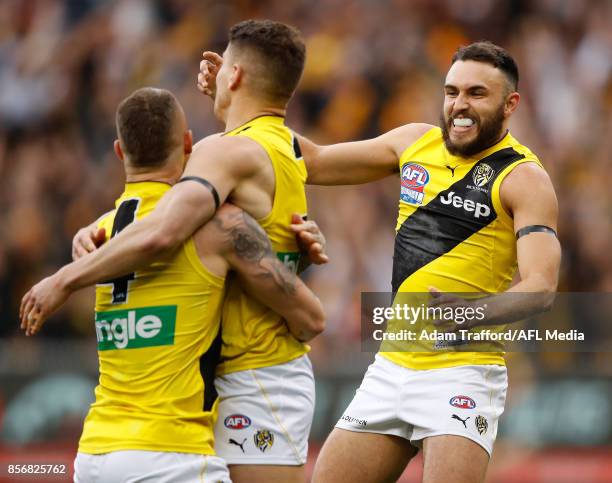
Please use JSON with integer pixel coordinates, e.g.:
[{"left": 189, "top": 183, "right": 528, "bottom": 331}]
[
  {"left": 400, "top": 163, "right": 430, "bottom": 205},
  {"left": 224, "top": 414, "right": 252, "bottom": 430},
  {"left": 472, "top": 163, "right": 495, "bottom": 188},
  {"left": 449, "top": 395, "right": 476, "bottom": 409}
]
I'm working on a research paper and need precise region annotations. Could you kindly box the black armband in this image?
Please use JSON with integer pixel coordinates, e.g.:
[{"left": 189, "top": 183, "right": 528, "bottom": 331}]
[
  {"left": 177, "top": 176, "right": 220, "bottom": 211},
  {"left": 516, "top": 225, "right": 557, "bottom": 240}
]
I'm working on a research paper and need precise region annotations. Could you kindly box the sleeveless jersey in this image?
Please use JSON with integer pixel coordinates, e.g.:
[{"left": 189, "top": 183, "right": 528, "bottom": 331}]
[
  {"left": 218, "top": 115, "right": 309, "bottom": 375},
  {"left": 79, "top": 181, "right": 225, "bottom": 455},
  {"left": 381, "top": 128, "right": 543, "bottom": 370}
]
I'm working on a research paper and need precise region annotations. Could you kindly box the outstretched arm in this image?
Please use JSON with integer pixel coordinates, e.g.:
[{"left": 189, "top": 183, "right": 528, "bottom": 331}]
[
  {"left": 20, "top": 137, "right": 260, "bottom": 332},
  {"left": 196, "top": 49, "right": 430, "bottom": 187},
  {"left": 213, "top": 205, "right": 325, "bottom": 342},
  {"left": 298, "top": 123, "right": 433, "bottom": 186}
]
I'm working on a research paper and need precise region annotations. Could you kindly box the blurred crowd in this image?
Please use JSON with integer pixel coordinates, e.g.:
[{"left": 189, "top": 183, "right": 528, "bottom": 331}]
[{"left": 1, "top": 0, "right": 611, "bottom": 358}]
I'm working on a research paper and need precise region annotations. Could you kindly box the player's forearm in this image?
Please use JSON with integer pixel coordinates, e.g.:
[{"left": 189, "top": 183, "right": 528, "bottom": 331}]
[
  {"left": 283, "top": 286, "right": 326, "bottom": 342},
  {"left": 300, "top": 136, "right": 396, "bottom": 186},
  {"left": 237, "top": 268, "right": 326, "bottom": 341},
  {"left": 63, "top": 181, "right": 221, "bottom": 291},
  {"left": 307, "top": 146, "right": 395, "bottom": 185},
  {"left": 470, "top": 277, "right": 557, "bottom": 327},
  {"left": 220, "top": 206, "right": 326, "bottom": 340},
  {"left": 303, "top": 142, "right": 352, "bottom": 185},
  {"left": 59, "top": 217, "right": 178, "bottom": 292}
]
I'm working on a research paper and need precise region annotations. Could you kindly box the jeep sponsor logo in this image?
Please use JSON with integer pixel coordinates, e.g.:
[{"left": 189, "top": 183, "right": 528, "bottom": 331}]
[
  {"left": 225, "top": 414, "right": 252, "bottom": 430},
  {"left": 440, "top": 191, "right": 491, "bottom": 219},
  {"left": 95, "top": 305, "right": 176, "bottom": 350},
  {"left": 450, "top": 395, "right": 477, "bottom": 409}
]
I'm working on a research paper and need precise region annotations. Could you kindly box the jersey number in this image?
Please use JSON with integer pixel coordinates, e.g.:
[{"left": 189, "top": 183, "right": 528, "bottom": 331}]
[{"left": 106, "top": 198, "right": 139, "bottom": 303}]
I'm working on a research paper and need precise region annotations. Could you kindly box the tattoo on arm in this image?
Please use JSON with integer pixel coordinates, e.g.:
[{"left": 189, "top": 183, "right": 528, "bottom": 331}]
[{"left": 215, "top": 210, "right": 297, "bottom": 295}]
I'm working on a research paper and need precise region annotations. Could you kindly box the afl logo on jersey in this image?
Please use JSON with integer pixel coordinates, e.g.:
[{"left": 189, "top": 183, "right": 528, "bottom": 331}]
[
  {"left": 472, "top": 163, "right": 495, "bottom": 188},
  {"left": 400, "top": 163, "right": 430, "bottom": 205}
]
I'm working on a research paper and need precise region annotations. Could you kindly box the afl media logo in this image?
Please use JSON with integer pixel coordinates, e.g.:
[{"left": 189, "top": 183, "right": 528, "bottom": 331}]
[
  {"left": 472, "top": 163, "right": 495, "bottom": 188},
  {"left": 401, "top": 163, "right": 430, "bottom": 205}
]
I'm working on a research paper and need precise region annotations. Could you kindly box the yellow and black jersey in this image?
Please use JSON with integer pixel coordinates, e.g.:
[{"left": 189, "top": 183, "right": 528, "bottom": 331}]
[
  {"left": 382, "top": 127, "right": 543, "bottom": 370},
  {"left": 218, "top": 115, "right": 309, "bottom": 375},
  {"left": 79, "top": 181, "right": 225, "bottom": 455}
]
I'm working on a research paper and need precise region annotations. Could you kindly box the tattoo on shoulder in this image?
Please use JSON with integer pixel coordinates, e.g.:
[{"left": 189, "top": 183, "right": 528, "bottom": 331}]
[
  {"left": 233, "top": 213, "right": 273, "bottom": 262},
  {"left": 214, "top": 209, "right": 297, "bottom": 295}
]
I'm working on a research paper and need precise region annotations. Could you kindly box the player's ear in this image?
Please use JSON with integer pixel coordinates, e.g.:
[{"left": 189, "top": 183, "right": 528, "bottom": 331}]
[
  {"left": 229, "top": 64, "right": 243, "bottom": 91},
  {"left": 504, "top": 91, "right": 520, "bottom": 118},
  {"left": 113, "top": 140, "right": 125, "bottom": 162},
  {"left": 184, "top": 130, "right": 193, "bottom": 155}
]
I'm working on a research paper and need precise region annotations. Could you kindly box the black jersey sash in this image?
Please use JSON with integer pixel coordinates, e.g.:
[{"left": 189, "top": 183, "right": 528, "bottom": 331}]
[{"left": 391, "top": 147, "right": 525, "bottom": 294}]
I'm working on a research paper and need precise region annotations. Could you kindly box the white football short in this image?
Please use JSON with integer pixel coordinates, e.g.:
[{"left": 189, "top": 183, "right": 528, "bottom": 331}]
[
  {"left": 335, "top": 354, "right": 507, "bottom": 456},
  {"left": 214, "top": 355, "right": 315, "bottom": 465},
  {"left": 74, "top": 450, "right": 230, "bottom": 483}
]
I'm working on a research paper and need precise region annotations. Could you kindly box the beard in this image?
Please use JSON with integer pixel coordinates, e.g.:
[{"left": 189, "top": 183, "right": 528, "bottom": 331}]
[{"left": 440, "top": 103, "right": 506, "bottom": 157}]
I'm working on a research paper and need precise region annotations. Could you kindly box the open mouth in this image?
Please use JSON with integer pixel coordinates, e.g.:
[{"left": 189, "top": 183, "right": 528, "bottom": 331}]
[{"left": 451, "top": 117, "right": 476, "bottom": 134}]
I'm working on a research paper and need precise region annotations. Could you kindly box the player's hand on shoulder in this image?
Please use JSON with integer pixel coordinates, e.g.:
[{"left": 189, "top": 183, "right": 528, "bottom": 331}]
[
  {"left": 20, "top": 273, "right": 71, "bottom": 336},
  {"left": 197, "top": 51, "right": 223, "bottom": 99},
  {"left": 290, "top": 214, "right": 329, "bottom": 265},
  {"left": 72, "top": 224, "right": 106, "bottom": 260}
]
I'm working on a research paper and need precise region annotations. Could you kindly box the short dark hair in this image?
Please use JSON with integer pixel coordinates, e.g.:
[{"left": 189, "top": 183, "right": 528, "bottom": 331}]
[
  {"left": 229, "top": 19, "right": 305, "bottom": 102},
  {"left": 452, "top": 41, "right": 519, "bottom": 91},
  {"left": 116, "top": 87, "right": 181, "bottom": 168}
]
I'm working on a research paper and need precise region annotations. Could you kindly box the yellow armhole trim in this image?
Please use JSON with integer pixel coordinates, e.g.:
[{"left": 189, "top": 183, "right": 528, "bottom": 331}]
[
  {"left": 240, "top": 133, "right": 279, "bottom": 229},
  {"left": 231, "top": 128, "right": 278, "bottom": 229},
  {"left": 183, "top": 238, "right": 225, "bottom": 288}
]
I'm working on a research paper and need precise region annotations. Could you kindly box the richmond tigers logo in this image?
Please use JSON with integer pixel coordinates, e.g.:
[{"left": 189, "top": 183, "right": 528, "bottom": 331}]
[
  {"left": 254, "top": 430, "right": 274, "bottom": 452},
  {"left": 472, "top": 163, "right": 495, "bottom": 188},
  {"left": 475, "top": 415, "right": 489, "bottom": 435}
]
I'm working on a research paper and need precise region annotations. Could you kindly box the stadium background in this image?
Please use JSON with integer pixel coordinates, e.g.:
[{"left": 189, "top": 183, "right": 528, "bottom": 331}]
[{"left": 0, "top": 0, "right": 610, "bottom": 481}]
